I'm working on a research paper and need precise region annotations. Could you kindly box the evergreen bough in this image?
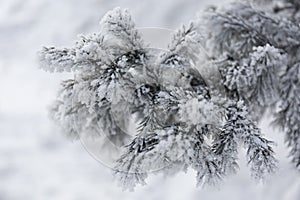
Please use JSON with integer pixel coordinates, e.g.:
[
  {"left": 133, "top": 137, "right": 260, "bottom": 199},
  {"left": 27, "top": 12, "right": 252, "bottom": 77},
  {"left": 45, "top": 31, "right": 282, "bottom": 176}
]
[{"left": 39, "top": 0, "right": 300, "bottom": 190}]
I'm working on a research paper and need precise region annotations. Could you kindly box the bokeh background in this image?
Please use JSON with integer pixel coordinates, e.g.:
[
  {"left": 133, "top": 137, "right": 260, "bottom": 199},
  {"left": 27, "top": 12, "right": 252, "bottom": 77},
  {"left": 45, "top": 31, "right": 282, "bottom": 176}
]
[{"left": 0, "top": 0, "right": 299, "bottom": 199}]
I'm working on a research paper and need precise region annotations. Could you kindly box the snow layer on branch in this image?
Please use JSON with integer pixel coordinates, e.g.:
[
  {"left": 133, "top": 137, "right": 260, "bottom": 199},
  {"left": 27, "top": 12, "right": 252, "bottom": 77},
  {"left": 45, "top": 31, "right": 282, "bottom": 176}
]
[
  {"left": 246, "top": 44, "right": 286, "bottom": 106},
  {"left": 164, "top": 22, "right": 205, "bottom": 66},
  {"left": 39, "top": 8, "right": 146, "bottom": 147},
  {"left": 212, "top": 100, "right": 277, "bottom": 181},
  {"left": 38, "top": 47, "right": 76, "bottom": 72},
  {"left": 179, "top": 97, "right": 221, "bottom": 126},
  {"left": 204, "top": 1, "right": 300, "bottom": 171},
  {"left": 39, "top": 7, "right": 144, "bottom": 74},
  {"left": 231, "top": 101, "right": 277, "bottom": 180},
  {"left": 100, "top": 7, "right": 144, "bottom": 50},
  {"left": 114, "top": 125, "right": 216, "bottom": 191},
  {"left": 205, "top": 3, "right": 290, "bottom": 111},
  {"left": 206, "top": 2, "right": 300, "bottom": 53}
]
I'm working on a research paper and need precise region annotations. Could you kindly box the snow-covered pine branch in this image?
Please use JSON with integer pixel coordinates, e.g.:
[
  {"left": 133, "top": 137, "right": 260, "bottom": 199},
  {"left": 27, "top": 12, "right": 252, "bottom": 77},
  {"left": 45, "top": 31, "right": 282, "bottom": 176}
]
[
  {"left": 40, "top": 3, "right": 284, "bottom": 191},
  {"left": 39, "top": 7, "right": 147, "bottom": 147},
  {"left": 204, "top": 1, "right": 300, "bottom": 169}
]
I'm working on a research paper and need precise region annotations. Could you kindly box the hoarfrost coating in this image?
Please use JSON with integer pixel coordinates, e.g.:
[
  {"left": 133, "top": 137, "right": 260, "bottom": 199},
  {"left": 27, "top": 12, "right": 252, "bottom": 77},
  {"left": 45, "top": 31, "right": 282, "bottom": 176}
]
[{"left": 39, "top": 1, "right": 300, "bottom": 190}]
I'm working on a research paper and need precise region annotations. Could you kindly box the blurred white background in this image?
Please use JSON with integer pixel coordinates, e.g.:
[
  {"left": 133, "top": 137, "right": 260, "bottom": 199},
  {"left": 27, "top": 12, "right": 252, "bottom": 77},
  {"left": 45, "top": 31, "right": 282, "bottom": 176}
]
[{"left": 0, "top": 0, "right": 299, "bottom": 199}]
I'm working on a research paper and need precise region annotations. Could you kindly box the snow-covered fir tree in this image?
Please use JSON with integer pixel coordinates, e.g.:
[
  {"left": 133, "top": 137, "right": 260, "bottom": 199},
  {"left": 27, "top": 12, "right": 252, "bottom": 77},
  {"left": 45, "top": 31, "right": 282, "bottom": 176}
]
[{"left": 39, "top": 0, "right": 299, "bottom": 191}]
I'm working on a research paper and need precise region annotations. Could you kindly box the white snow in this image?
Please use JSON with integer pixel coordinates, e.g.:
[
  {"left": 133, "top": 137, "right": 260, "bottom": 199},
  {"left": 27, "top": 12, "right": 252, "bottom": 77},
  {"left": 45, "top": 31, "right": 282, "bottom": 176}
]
[{"left": 0, "top": 0, "right": 299, "bottom": 199}]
